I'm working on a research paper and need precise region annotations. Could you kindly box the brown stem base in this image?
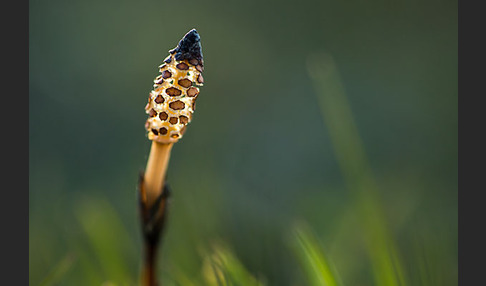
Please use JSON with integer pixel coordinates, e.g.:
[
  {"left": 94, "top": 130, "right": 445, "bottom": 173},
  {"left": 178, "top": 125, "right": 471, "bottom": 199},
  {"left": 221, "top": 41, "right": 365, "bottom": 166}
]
[
  {"left": 138, "top": 172, "right": 171, "bottom": 286},
  {"left": 141, "top": 243, "right": 158, "bottom": 286}
]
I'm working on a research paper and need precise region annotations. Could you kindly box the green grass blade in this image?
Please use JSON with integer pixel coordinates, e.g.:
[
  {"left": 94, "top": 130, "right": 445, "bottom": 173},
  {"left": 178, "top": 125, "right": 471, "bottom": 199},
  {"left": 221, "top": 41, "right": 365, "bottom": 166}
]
[
  {"left": 291, "top": 223, "right": 340, "bottom": 286},
  {"left": 38, "top": 253, "right": 76, "bottom": 286},
  {"left": 201, "top": 243, "right": 265, "bottom": 286},
  {"left": 75, "top": 196, "right": 136, "bottom": 285},
  {"left": 307, "top": 53, "right": 408, "bottom": 286}
]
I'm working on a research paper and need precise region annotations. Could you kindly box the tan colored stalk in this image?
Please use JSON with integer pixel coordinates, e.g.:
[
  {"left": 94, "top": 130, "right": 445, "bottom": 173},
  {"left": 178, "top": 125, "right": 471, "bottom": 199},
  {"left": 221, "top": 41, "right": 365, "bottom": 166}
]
[{"left": 143, "top": 142, "right": 173, "bottom": 208}]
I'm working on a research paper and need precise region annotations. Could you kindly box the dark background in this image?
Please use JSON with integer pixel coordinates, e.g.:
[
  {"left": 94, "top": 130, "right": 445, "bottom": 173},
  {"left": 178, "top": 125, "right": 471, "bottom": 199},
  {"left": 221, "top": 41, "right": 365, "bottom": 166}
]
[{"left": 29, "top": 0, "right": 457, "bottom": 285}]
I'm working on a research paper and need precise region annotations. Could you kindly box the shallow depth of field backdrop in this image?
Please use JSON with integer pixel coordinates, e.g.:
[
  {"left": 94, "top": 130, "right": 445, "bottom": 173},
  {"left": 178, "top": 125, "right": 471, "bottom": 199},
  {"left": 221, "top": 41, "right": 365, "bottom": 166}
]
[{"left": 29, "top": 0, "right": 457, "bottom": 285}]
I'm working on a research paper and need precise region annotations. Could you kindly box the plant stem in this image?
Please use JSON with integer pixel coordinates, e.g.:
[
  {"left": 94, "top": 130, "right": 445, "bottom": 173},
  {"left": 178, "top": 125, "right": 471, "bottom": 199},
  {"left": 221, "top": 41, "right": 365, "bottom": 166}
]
[
  {"left": 141, "top": 243, "right": 158, "bottom": 286},
  {"left": 144, "top": 141, "right": 173, "bottom": 207},
  {"left": 139, "top": 141, "right": 173, "bottom": 286}
]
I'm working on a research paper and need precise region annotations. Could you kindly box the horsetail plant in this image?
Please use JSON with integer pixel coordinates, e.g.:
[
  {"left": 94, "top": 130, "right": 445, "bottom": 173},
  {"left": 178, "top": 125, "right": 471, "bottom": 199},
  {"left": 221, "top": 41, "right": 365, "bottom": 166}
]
[{"left": 138, "top": 28, "right": 204, "bottom": 286}]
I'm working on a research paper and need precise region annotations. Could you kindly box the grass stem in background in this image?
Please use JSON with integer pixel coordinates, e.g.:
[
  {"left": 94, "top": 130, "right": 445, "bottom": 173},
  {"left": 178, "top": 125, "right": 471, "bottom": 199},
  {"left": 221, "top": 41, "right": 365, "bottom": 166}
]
[
  {"left": 291, "top": 222, "right": 340, "bottom": 286},
  {"left": 307, "top": 53, "right": 408, "bottom": 286},
  {"left": 38, "top": 253, "right": 76, "bottom": 286}
]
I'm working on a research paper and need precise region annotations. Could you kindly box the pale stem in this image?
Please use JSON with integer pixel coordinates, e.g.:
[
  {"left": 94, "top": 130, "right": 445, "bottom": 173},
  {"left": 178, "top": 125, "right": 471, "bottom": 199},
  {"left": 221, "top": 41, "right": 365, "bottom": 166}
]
[{"left": 144, "top": 141, "right": 173, "bottom": 207}]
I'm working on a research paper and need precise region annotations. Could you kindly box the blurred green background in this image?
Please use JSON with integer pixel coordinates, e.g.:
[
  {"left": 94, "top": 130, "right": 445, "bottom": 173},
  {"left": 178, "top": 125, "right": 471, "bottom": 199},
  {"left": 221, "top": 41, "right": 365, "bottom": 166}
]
[{"left": 29, "top": 0, "right": 457, "bottom": 285}]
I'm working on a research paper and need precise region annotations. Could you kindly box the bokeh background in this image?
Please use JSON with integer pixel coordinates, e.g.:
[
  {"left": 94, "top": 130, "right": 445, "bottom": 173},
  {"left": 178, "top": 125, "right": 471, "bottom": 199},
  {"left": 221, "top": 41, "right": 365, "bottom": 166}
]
[{"left": 29, "top": 0, "right": 457, "bottom": 285}]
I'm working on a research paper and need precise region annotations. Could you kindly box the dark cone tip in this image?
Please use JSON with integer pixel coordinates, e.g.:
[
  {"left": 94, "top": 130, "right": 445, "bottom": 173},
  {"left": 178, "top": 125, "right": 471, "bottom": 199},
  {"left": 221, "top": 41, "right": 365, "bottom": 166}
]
[{"left": 170, "top": 29, "right": 203, "bottom": 64}]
